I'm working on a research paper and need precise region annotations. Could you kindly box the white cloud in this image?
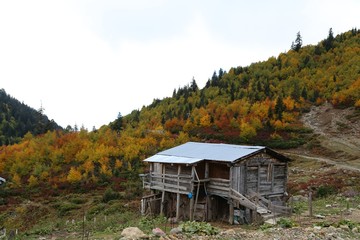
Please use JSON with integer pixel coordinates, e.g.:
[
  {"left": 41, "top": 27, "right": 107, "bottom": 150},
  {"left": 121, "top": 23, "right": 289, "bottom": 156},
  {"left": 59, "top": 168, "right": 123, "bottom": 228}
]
[{"left": 0, "top": 1, "right": 358, "bottom": 129}]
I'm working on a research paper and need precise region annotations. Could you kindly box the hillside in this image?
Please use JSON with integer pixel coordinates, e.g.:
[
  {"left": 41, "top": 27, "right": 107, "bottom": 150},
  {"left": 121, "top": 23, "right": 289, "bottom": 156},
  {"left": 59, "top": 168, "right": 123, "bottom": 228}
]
[
  {"left": 0, "top": 89, "right": 62, "bottom": 145},
  {"left": 122, "top": 28, "right": 360, "bottom": 148},
  {"left": 0, "top": 29, "right": 360, "bottom": 238}
]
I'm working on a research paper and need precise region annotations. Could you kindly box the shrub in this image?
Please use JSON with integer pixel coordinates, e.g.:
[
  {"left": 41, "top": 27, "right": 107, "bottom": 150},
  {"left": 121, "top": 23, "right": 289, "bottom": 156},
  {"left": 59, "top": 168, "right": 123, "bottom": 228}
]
[
  {"left": 316, "top": 185, "right": 337, "bottom": 198},
  {"left": 180, "top": 221, "right": 219, "bottom": 235},
  {"left": 53, "top": 202, "right": 80, "bottom": 216},
  {"left": 337, "top": 219, "right": 358, "bottom": 230},
  {"left": 277, "top": 218, "right": 294, "bottom": 228},
  {"left": 102, "top": 187, "right": 120, "bottom": 203}
]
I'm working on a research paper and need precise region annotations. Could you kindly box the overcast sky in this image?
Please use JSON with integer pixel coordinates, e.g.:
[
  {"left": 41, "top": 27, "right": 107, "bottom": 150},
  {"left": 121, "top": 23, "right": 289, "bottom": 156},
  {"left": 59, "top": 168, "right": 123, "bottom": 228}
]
[{"left": 0, "top": 0, "right": 359, "bottom": 129}]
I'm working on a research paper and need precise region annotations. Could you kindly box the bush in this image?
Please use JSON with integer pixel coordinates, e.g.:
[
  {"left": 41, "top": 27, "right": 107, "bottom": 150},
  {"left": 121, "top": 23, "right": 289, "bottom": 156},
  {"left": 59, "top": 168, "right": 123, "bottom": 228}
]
[
  {"left": 139, "top": 216, "right": 167, "bottom": 233},
  {"left": 316, "top": 185, "right": 337, "bottom": 198},
  {"left": 180, "top": 221, "right": 219, "bottom": 235},
  {"left": 337, "top": 219, "right": 358, "bottom": 230},
  {"left": 102, "top": 187, "right": 120, "bottom": 203},
  {"left": 277, "top": 218, "right": 294, "bottom": 228},
  {"left": 53, "top": 202, "right": 80, "bottom": 216}
]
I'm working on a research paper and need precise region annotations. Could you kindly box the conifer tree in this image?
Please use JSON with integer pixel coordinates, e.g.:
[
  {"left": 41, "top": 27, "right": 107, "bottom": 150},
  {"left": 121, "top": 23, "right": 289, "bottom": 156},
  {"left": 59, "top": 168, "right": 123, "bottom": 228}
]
[{"left": 291, "top": 31, "right": 302, "bottom": 52}]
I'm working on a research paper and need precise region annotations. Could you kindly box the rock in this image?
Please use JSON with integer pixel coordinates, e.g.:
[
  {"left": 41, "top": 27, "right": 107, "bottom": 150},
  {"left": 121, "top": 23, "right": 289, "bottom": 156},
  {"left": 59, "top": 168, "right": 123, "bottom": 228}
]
[
  {"left": 152, "top": 227, "right": 166, "bottom": 237},
  {"left": 121, "top": 227, "right": 147, "bottom": 239},
  {"left": 339, "top": 225, "right": 349, "bottom": 231},
  {"left": 290, "top": 195, "right": 307, "bottom": 202},
  {"left": 313, "top": 226, "right": 321, "bottom": 230},
  {"left": 352, "top": 227, "right": 359, "bottom": 233},
  {"left": 265, "top": 218, "right": 277, "bottom": 225},
  {"left": 170, "top": 227, "right": 182, "bottom": 235},
  {"left": 222, "top": 229, "right": 236, "bottom": 235}
]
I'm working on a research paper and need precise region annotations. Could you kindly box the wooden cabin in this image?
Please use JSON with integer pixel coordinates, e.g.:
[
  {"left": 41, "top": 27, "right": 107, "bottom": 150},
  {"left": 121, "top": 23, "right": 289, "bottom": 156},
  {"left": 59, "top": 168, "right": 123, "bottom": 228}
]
[{"left": 140, "top": 142, "right": 291, "bottom": 224}]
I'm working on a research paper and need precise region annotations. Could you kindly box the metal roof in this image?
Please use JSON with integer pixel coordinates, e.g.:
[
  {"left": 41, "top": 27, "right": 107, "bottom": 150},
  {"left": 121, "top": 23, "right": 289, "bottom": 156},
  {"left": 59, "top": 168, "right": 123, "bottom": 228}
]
[
  {"left": 144, "top": 154, "right": 203, "bottom": 164},
  {"left": 144, "top": 142, "right": 265, "bottom": 164}
]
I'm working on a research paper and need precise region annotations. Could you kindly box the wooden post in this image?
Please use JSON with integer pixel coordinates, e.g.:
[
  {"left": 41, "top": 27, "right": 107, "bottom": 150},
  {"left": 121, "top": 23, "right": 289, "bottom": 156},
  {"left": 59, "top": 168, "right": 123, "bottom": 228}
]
[
  {"left": 149, "top": 163, "right": 153, "bottom": 193},
  {"left": 205, "top": 162, "right": 209, "bottom": 221},
  {"left": 160, "top": 164, "right": 165, "bottom": 215},
  {"left": 207, "top": 195, "right": 212, "bottom": 221},
  {"left": 257, "top": 164, "right": 261, "bottom": 194},
  {"left": 189, "top": 165, "right": 195, "bottom": 220},
  {"left": 271, "top": 164, "right": 275, "bottom": 192},
  {"left": 205, "top": 162, "right": 209, "bottom": 179},
  {"left": 251, "top": 209, "right": 257, "bottom": 223},
  {"left": 229, "top": 200, "right": 234, "bottom": 224},
  {"left": 176, "top": 165, "right": 181, "bottom": 222},
  {"left": 308, "top": 191, "right": 313, "bottom": 217},
  {"left": 244, "top": 164, "right": 248, "bottom": 194}
]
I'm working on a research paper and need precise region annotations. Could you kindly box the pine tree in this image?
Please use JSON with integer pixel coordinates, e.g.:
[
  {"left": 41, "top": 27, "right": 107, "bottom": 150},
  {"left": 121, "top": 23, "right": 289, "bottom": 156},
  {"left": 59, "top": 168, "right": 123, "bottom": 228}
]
[
  {"left": 324, "top": 28, "right": 334, "bottom": 51},
  {"left": 291, "top": 31, "right": 302, "bottom": 52}
]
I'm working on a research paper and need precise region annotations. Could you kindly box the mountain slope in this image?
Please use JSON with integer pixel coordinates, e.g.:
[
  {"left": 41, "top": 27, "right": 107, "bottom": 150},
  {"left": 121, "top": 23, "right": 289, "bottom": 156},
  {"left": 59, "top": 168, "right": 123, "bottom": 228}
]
[
  {"left": 0, "top": 89, "right": 62, "bottom": 145},
  {"left": 122, "top": 28, "right": 360, "bottom": 148}
]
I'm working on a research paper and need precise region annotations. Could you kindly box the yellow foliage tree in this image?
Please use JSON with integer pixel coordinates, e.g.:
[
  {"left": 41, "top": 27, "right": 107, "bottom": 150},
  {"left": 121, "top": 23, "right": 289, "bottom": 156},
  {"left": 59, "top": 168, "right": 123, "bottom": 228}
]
[
  {"left": 67, "top": 167, "right": 82, "bottom": 183},
  {"left": 12, "top": 173, "right": 22, "bottom": 187},
  {"left": 239, "top": 121, "right": 256, "bottom": 141},
  {"left": 115, "top": 159, "right": 123, "bottom": 169},
  {"left": 283, "top": 96, "right": 295, "bottom": 111},
  {"left": 28, "top": 175, "right": 38, "bottom": 187}
]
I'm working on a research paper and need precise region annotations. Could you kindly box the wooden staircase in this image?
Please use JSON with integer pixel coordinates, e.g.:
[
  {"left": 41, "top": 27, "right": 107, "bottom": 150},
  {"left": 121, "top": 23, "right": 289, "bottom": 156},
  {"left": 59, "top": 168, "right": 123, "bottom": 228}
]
[{"left": 229, "top": 188, "right": 278, "bottom": 222}]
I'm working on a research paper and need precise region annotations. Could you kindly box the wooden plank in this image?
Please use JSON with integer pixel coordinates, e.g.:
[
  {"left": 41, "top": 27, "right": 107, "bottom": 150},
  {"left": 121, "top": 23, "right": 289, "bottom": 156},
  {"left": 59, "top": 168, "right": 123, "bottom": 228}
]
[
  {"left": 151, "top": 182, "right": 188, "bottom": 191},
  {"left": 207, "top": 189, "right": 228, "bottom": 197},
  {"left": 209, "top": 178, "right": 230, "bottom": 183},
  {"left": 207, "top": 184, "right": 229, "bottom": 192},
  {"left": 150, "top": 185, "right": 189, "bottom": 195},
  {"left": 151, "top": 173, "right": 192, "bottom": 179}
]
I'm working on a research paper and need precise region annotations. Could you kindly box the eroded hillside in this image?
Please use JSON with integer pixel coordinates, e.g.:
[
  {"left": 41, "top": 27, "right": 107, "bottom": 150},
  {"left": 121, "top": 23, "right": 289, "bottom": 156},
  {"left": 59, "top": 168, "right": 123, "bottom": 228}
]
[{"left": 300, "top": 102, "right": 360, "bottom": 168}]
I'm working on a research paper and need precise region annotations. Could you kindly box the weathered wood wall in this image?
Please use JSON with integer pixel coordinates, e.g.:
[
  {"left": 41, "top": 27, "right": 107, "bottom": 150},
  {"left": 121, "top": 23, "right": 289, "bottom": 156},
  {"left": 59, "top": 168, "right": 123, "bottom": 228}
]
[{"left": 231, "top": 153, "right": 287, "bottom": 197}]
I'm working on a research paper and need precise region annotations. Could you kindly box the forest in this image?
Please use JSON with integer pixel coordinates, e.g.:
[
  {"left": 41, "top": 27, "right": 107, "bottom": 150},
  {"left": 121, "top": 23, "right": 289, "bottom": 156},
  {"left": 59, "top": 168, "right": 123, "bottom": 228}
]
[
  {"left": 0, "top": 28, "right": 359, "bottom": 194},
  {"left": 0, "top": 89, "right": 61, "bottom": 145}
]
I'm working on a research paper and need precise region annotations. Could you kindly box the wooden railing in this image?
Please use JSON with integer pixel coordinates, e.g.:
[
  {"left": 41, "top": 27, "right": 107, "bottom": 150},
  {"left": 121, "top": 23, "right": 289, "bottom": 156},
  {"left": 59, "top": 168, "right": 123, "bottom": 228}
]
[
  {"left": 247, "top": 190, "right": 292, "bottom": 216},
  {"left": 140, "top": 173, "right": 192, "bottom": 195}
]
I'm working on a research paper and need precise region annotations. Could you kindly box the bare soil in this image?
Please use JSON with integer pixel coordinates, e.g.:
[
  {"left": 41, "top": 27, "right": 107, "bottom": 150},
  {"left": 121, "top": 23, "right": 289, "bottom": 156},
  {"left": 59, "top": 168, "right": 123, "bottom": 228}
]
[{"left": 289, "top": 102, "right": 360, "bottom": 169}]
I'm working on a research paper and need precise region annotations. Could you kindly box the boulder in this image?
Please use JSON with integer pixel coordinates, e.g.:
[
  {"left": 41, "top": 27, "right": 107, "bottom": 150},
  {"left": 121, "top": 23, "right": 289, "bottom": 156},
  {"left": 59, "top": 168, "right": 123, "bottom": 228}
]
[
  {"left": 152, "top": 227, "right": 166, "bottom": 237},
  {"left": 170, "top": 227, "right": 182, "bottom": 235},
  {"left": 121, "top": 227, "right": 147, "bottom": 239}
]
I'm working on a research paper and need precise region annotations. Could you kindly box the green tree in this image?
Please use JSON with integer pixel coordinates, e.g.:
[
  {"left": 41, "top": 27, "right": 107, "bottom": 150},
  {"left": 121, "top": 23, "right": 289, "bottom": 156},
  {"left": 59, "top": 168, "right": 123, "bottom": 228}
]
[
  {"left": 110, "top": 112, "right": 123, "bottom": 133},
  {"left": 190, "top": 77, "right": 199, "bottom": 92},
  {"left": 324, "top": 28, "right": 334, "bottom": 51},
  {"left": 291, "top": 31, "right": 302, "bottom": 52}
]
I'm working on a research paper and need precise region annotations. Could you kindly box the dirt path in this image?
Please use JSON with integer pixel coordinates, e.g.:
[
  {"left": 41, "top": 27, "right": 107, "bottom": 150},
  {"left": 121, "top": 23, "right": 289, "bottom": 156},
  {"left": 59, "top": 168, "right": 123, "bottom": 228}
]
[
  {"left": 283, "top": 151, "right": 360, "bottom": 172},
  {"left": 300, "top": 102, "right": 360, "bottom": 168}
]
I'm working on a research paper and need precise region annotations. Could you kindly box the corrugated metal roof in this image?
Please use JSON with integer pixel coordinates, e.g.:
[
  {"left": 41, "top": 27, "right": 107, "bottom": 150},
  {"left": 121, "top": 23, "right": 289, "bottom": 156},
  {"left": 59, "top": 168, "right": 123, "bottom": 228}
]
[
  {"left": 144, "top": 142, "right": 265, "bottom": 164},
  {"left": 144, "top": 154, "right": 203, "bottom": 164}
]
